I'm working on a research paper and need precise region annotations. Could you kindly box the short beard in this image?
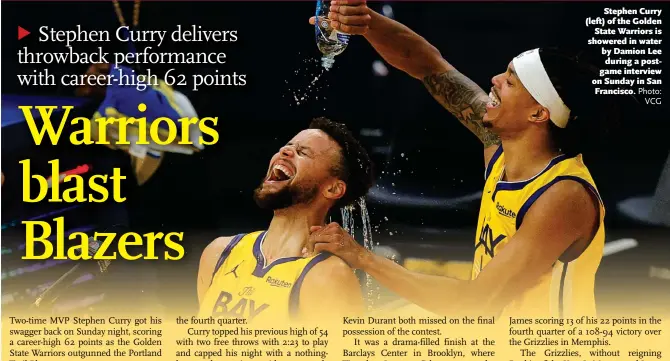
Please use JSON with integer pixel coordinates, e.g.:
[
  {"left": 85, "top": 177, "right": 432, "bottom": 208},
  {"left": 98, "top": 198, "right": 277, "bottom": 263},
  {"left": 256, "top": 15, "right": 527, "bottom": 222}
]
[{"left": 253, "top": 180, "right": 319, "bottom": 210}]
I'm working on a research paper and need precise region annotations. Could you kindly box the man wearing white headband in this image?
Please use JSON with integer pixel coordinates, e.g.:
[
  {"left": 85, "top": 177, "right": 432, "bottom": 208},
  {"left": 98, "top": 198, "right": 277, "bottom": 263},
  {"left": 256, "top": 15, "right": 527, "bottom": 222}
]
[{"left": 307, "top": 0, "right": 604, "bottom": 317}]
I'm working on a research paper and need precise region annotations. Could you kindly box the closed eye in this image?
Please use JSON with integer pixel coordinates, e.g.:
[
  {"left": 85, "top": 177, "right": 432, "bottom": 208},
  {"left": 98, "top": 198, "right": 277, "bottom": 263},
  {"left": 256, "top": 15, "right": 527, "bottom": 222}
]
[
  {"left": 297, "top": 144, "right": 314, "bottom": 157},
  {"left": 507, "top": 65, "right": 517, "bottom": 87}
]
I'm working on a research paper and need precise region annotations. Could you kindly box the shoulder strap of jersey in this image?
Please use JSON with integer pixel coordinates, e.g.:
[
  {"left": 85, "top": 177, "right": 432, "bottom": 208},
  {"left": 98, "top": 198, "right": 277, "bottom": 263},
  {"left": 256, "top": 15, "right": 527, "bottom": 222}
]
[
  {"left": 210, "top": 233, "right": 246, "bottom": 284},
  {"left": 288, "top": 252, "right": 333, "bottom": 318},
  {"left": 515, "top": 175, "right": 604, "bottom": 230},
  {"left": 485, "top": 146, "right": 504, "bottom": 181}
]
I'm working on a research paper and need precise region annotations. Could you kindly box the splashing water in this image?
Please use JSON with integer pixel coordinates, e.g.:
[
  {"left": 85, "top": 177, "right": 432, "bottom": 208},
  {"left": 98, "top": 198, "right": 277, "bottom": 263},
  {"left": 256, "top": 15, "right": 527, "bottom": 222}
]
[
  {"left": 285, "top": 57, "right": 329, "bottom": 107},
  {"left": 357, "top": 197, "right": 378, "bottom": 311},
  {"left": 358, "top": 198, "right": 373, "bottom": 259},
  {"left": 340, "top": 197, "right": 378, "bottom": 311},
  {"left": 340, "top": 204, "right": 355, "bottom": 235}
]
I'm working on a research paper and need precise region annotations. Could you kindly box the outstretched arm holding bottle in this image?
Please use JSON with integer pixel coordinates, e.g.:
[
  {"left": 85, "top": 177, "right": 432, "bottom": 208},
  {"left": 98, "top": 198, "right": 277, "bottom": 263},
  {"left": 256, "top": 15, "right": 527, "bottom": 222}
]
[{"left": 310, "top": 0, "right": 500, "bottom": 159}]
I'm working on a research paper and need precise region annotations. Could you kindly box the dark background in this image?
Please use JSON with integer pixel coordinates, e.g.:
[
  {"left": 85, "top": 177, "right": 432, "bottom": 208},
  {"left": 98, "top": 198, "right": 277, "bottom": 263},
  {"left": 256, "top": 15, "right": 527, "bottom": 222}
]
[{"left": 1, "top": 1, "right": 669, "bottom": 315}]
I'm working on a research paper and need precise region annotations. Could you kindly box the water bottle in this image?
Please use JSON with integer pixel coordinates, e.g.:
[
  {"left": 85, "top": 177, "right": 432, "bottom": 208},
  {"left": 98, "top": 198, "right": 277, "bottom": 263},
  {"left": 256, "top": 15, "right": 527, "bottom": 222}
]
[{"left": 315, "top": 0, "right": 350, "bottom": 70}]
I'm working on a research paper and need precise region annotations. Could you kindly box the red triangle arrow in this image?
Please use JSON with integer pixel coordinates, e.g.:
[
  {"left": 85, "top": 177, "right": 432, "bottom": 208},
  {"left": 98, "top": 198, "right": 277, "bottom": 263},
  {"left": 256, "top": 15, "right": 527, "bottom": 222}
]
[{"left": 18, "top": 26, "right": 30, "bottom": 40}]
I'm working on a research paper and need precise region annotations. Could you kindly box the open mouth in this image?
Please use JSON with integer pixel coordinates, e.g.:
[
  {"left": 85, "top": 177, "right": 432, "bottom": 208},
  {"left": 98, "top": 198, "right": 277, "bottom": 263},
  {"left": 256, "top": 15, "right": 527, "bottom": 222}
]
[
  {"left": 487, "top": 87, "right": 501, "bottom": 109},
  {"left": 267, "top": 163, "right": 295, "bottom": 183}
]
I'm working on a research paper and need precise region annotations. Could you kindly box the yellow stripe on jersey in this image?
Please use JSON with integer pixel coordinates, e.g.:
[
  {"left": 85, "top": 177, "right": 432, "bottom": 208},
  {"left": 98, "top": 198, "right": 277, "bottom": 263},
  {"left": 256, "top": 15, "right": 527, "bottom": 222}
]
[
  {"left": 198, "top": 231, "right": 331, "bottom": 324},
  {"left": 473, "top": 147, "right": 605, "bottom": 318}
]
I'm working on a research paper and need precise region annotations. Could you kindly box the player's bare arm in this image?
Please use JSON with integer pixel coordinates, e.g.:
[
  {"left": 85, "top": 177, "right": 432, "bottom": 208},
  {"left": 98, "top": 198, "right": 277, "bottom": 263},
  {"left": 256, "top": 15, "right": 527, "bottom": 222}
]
[
  {"left": 197, "top": 236, "right": 234, "bottom": 304},
  {"left": 298, "top": 256, "right": 364, "bottom": 321},
  {"left": 305, "top": 181, "right": 598, "bottom": 315},
  {"left": 318, "top": 0, "right": 500, "bottom": 158},
  {"left": 363, "top": 10, "right": 500, "bottom": 151},
  {"left": 422, "top": 70, "right": 501, "bottom": 150}
]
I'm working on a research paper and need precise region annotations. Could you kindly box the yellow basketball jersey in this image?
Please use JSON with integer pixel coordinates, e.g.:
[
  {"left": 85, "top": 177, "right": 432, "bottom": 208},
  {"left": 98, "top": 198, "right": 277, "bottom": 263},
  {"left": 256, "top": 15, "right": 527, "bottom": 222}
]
[
  {"left": 472, "top": 147, "right": 605, "bottom": 318},
  {"left": 198, "top": 231, "right": 331, "bottom": 324}
]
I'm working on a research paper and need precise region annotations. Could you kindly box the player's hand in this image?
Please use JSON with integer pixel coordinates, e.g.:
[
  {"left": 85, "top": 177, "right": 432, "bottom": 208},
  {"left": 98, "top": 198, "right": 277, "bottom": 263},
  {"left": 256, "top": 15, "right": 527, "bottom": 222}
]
[
  {"left": 308, "top": 0, "right": 371, "bottom": 35},
  {"left": 304, "top": 222, "right": 369, "bottom": 269}
]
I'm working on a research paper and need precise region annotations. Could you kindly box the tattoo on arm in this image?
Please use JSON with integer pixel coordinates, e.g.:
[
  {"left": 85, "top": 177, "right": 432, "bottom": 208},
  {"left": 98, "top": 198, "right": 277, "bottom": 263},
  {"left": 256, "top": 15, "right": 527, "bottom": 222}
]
[{"left": 423, "top": 70, "right": 501, "bottom": 147}]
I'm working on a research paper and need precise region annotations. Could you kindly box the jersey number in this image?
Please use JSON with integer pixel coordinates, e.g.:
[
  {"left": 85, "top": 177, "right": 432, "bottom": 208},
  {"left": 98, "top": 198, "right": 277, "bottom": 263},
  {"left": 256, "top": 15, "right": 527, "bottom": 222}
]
[{"left": 212, "top": 291, "right": 269, "bottom": 321}]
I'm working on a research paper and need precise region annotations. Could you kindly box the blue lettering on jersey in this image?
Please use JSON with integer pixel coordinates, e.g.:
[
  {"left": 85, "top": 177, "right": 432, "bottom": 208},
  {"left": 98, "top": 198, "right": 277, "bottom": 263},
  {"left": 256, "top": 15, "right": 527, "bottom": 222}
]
[
  {"left": 496, "top": 202, "right": 517, "bottom": 218},
  {"left": 476, "top": 223, "right": 507, "bottom": 258},
  {"left": 212, "top": 291, "right": 269, "bottom": 321}
]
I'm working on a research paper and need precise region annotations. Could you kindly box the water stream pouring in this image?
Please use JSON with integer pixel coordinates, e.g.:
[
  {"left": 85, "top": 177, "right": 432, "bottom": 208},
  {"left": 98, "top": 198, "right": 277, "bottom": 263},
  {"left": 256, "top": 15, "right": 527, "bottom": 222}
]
[{"left": 341, "top": 197, "right": 377, "bottom": 311}]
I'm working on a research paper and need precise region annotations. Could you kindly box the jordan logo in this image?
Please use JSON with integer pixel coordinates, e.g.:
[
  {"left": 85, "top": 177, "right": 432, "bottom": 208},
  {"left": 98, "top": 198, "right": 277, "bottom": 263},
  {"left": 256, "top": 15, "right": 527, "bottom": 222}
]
[{"left": 226, "top": 262, "right": 243, "bottom": 278}]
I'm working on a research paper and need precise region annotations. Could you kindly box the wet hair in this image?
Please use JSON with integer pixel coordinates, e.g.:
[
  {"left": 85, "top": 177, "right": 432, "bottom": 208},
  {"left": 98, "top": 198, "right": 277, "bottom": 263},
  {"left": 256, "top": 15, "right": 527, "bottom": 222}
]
[
  {"left": 309, "top": 117, "right": 375, "bottom": 208},
  {"left": 538, "top": 48, "right": 622, "bottom": 157}
]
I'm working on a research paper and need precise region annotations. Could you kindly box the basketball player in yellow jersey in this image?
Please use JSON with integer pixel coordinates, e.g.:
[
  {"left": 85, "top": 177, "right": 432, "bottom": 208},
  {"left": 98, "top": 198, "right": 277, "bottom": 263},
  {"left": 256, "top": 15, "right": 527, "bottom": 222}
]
[
  {"left": 198, "top": 117, "right": 374, "bottom": 323},
  {"left": 306, "top": 1, "right": 607, "bottom": 317}
]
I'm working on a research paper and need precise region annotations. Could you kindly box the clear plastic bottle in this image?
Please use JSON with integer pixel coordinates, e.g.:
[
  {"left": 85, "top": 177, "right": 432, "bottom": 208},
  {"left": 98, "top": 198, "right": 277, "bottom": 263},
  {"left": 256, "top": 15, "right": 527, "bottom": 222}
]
[{"left": 315, "top": 0, "right": 350, "bottom": 70}]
